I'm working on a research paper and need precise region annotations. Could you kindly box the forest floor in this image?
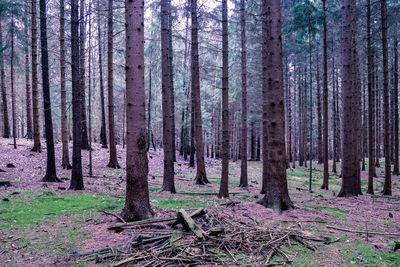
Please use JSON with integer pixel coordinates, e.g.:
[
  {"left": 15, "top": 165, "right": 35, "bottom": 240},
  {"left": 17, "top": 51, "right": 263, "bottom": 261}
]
[{"left": 0, "top": 138, "right": 399, "bottom": 266}]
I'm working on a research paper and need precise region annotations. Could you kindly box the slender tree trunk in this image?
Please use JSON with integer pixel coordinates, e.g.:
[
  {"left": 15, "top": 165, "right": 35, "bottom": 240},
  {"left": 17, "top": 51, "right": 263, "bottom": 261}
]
[
  {"left": 10, "top": 4, "right": 17, "bottom": 148},
  {"left": 393, "top": 18, "right": 399, "bottom": 176},
  {"left": 24, "top": 1, "right": 33, "bottom": 140},
  {"left": 317, "top": 52, "right": 322, "bottom": 165},
  {"left": 259, "top": 0, "right": 293, "bottom": 213},
  {"left": 88, "top": 1, "right": 93, "bottom": 177},
  {"left": 189, "top": 102, "right": 195, "bottom": 167},
  {"left": 122, "top": 0, "right": 153, "bottom": 221},
  {"left": 321, "top": 0, "right": 329, "bottom": 189},
  {"left": 106, "top": 0, "right": 120, "bottom": 168},
  {"left": 250, "top": 121, "right": 255, "bottom": 161},
  {"left": 367, "top": 0, "right": 375, "bottom": 193},
  {"left": 31, "top": 0, "right": 41, "bottom": 151},
  {"left": 161, "top": 0, "right": 176, "bottom": 193},
  {"left": 375, "top": 54, "right": 381, "bottom": 168},
  {"left": 338, "top": 0, "right": 360, "bottom": 197},
  {"left": 381, "top": 0, "right": 391, "bottom": 195},
  {"left": 168, "top": 0, "right": 176, "bottom": 162},
  {"left": 191, "top": 0, "right": 209, "bottom": 184},
  {"left": 0, "top": 19, "right": 9, "bottom": 139},
  {"left": 239, "top": 0, "right": 248, "bottom": 188},
  {"left": 59, "top": 0, "right": 71, "bottom": 169},
  {"left": 97, "top": 1, "right": 108, "bottom": 148},
  {"left": 39, "top": 0, "right": 60, "bottom": 182},
  {"left": 80, "top": 0, "right": 89, "bottom": 150},
  {"left": 147, "top": 69, "right": 152, "bottom": 151},
  {"left": 219, "top": 0, "right": 229, "bottom": 198},
  {"left": 70, "top": 0, "right": 84, "bottom": 190}
]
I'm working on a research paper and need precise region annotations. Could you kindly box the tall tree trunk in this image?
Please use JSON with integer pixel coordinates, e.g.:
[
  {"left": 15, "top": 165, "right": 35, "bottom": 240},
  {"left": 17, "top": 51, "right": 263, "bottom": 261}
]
[
  {"left": 31, "top": 0, "right": 41, "bottom": 151},
  {"left": 11, "top": 3, "right": 17, "bottom": 148},
  {"left": 239, "top": 0, "right": 248, "bottom": 188},
  {"left": 168, "top": 0, "right": 176, "bottom": 162},
  {"left": 191, "top": 0, "right": 209, "bottom": 184},
  {"left": 24, "top": 0, "right": 33, "bottom": 139},
  {"left": 367, "top": 0, "right": 375, "bottom": 193},
  {"left": 122, "top": 0, "right": 153, "bottom": 221},
  {"left": 321, "top": 0, "right": 329, "bottom": 190},
  {"left": 0, "top": 19, "right": 9, "bottom": 139},
  {"left": 219, "top": 0, "right": 229, "bottom": 198},
  {"left": 70, "top": 0, "right": 84, "bottom": 190},
  {"left": 381, "top": 0, "right": 391, "bottom": 195},
  {"left": 88, "top": 2, "right": 93, "bottom": 177},
  {"left": 39, "top": 0, "right": 60, "bottom": 182},
  {"left": 161, "top": 0, "right": 176, "bottom": 193},
  {"left": 80, "top": 0, "right": 89, "bottom": 150},
  {"left": 60, "top": 0, "right": 71, "bottom": 169},
  {"left": 106, "top": 0, "right": 120, "bottom": 168},
  {"left": 393, "top": 17, "right": 399, "bottom": 176},
  {"left": 97, "top": 1, "right": 108, "bottom": 148},
  {"left": 338, "top": 0, "right": 360, "bottom": 197},
  {"left": 317, "top": 52, "right": 322, "bottom": 165},
  {"left": 147, "top": 69, "right": 152, "bottom": 151},
  {"left": 259, "top": 0, "right": 293, "bottom": 213}
]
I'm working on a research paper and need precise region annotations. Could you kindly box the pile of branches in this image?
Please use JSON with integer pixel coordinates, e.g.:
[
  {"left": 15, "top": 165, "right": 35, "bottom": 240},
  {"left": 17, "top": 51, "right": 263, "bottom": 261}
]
[{"left": 73, "top": 207, "right": 328, "bottom": 266}]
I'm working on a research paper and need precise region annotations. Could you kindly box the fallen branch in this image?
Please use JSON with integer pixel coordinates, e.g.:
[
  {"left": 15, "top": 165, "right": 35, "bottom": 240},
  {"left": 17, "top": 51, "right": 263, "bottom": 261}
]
[
  {"left": 326, "top": 225, "right": 400, "bottom": 236},
  {"left": 99, "top": 210, "right": 126, "bottom": 223}
]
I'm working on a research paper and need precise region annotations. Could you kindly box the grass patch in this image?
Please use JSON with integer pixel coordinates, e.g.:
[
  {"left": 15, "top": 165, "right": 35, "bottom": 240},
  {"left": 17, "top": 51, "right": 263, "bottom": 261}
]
[
  {"left": 342, "top": 241, "right": 400, "bottom": 267},
  {"left": 303, "top": 206, "right": 348, "bottom": 219},
  {"left": 0, "top": 191, "right": 123, "bottom": 229},
  {"left": 151, "top": 198, "right": 216, "bottom": 210},
  {"left": 271, "top": 243, "right": 317, "bottom": 266}
]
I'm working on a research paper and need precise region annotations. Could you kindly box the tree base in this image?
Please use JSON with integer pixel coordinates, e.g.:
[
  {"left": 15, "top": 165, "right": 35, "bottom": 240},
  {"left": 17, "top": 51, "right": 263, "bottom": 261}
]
[
  {"left": 238, "top": 183, "right": 248, "bottom": 188},
  {"left": 31, "top": 146, "right": 41, "bottom": 153},
  {"left": 101, "top": 144, "right": 108, "bottom": 149},
  {"left": 321, "top": 185, "right": 329, "bottom": 190},
  {"left": 107, "top": 161, "right": 121, "bottom": 169},
  {"left": 121, "top": 207, "right": 153, "bottom": 222},
  {"left": 161, "top": 185, "right": 176, "bottom": 194},
  {"left": 195, "top": 175, "right": 210, "bottom": 185},
  {"left": 337, "top": 188, "right": 359, "bottom": 197},
  {"left": 257, "top": 195, "right": 294, "bottom": 214},
  {"left": 42, "top": 174, "right": 62, "bottom": 183},
  {"left": 62, "top": 162, "right": 72, "bottom": 170}
]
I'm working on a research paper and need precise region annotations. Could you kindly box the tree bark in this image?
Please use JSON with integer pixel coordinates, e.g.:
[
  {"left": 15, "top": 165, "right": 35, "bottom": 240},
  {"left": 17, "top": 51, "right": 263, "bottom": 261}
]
[
  {"left": 11, "top": 4, "right": 17, "bottom": 148},
  {"left": 168, "top": 0, "right": 176, "bottom": 162},
  {"left": 60, "top": 0, "right": 71, "bottom": 169},
  {"left": 0, "top": 18, "right": 9, "bottom": 139},
  {"left": 239, "top": 0, "right": 248, "bottom": 188},
  {"left": 97, "top": 1, "right": 108, "bottom": 148},
  {"left": 259, "top": 0, "right": 293, "bottom": 213},
  {"left": 39, "top": 0, "right": 60, "bottom": 182},
  {"left": 219, "top": 0, "right": 229, "bottom": 198},
  {"left": 367, "top": 0, "right": 375, "bottom": 194},
  {"left": 393, "top": 16, "right": 399, "bottom": 176},
  {"left": 122, "top": 0, "right": 153, "bottom": 221},
  {"left": 161, "top": 0, "right": 176, "bottom": 193},
  {"left": 80, "top": 0, "right": 89, "bottom": 150},
  {"left": 24, "top": 0, "right": 33, "bottom": 140},
  {"left": 31, "top": 0, "right": 41, "bottom": 151},
  {"left": 321, "top": 0, "right": 329, "bottom": 190},
  {"left": 381, "top": 0, "right": 391, "bottom": 195},
  {"left": 106, "top": 0, "right": 120, "bottom": 168},
  {"left": 338, "top": 0, "right": 360, "bottom": 197},
  {"left": 70, "top": 0, "right": 84, "bottom": 190},
  {"left": 191, "top": 0, "right": 209, "bottom": 184}
]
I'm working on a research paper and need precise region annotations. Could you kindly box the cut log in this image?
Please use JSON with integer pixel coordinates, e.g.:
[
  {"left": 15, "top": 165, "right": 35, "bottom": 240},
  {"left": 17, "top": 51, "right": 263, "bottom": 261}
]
[{"left": 177, "top": 209, "right": 206, "bottom": 238}]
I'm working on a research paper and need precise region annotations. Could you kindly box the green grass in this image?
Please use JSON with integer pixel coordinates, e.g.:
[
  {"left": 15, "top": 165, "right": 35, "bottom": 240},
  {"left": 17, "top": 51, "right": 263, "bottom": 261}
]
[
  {"left": 342, "top": 241, "right": 400, "bottom": 267},
  {"left": 151, "top": 197, "right": 217, "bottom": 210},
  {"left": 271, "top": 243, "right": 318, "bottom": 267},
  {"left": 303, "top": 206, "right": 348, "bottom": 219},
  {"left": 0, "top": 191, "right": 123, "bottom": 229}
]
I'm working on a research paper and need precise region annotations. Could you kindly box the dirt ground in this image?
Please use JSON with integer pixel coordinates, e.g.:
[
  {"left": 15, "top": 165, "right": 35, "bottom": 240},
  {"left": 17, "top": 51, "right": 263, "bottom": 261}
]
[{"left": 0, "top": 138, "right": 399, "bottom": 266}]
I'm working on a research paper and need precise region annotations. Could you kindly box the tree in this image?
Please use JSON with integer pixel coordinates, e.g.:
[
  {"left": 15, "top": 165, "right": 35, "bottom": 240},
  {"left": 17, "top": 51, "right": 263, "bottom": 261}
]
[
  {"left": 191, "top": 0, "right": 209, "bottom": 185},
  {"left": 10, "top": 2, "right": 16, "bottom": 148},
  {"left": 321, "top": 0, "right": 329, "bottom": 190},
  {"left": 0, "top": 17, "right": 10, "bottom": 139},
  {"left": 381, "top": 0, "right": 391, "bottom": 196},
  {"left": 39, "top": 0, "right": 61, "bottom": 182},
  {"left": 79, "top": 0, "right": 89, "bottom": 150},
  {"left": 31, "top": 0, "right": 41, "bottom": 151},
  {"left": 239, "top": 0, "right": 248, "bottom": 188},
  {"left": 24, "top": 0, "right": 32, "bottom": 140},
  {"left": 97, "top": 0, "right": 107, "bottom": 148},
  {"left": 161, "top": 0, "right": 176, "bottom": 193},
  {"left": 60, "top": 0, "right": 71, "bottom": 169},
  {"left": 122, "top": 0, "right": 153, "bottom": 221},
  {"left": 219, "top": 0, "right": 229, "bottom": 198},
  {"left": 367, "top": 0, "right": 375, "bottom": 194},
  {"left": 70, "top": 0, "right": 84, "bottom": 190},
  {"left": 258, "top": 0, "right": 293, "bottom": 213},
  {"left": 393, "top": 8, "right": 399, "bottom": 176},
  {"left": 338, "top": 0, "right": 361, "bottom": 197},
  {"left": 106, "top": 0, "right": 120, "bottom": 168}
]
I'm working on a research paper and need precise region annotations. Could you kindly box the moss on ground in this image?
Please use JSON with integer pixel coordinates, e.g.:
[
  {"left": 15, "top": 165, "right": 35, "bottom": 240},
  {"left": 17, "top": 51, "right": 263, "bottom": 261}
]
[{"left": 303, "top": 206, "right": 348, "bottom": 219}]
